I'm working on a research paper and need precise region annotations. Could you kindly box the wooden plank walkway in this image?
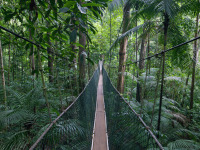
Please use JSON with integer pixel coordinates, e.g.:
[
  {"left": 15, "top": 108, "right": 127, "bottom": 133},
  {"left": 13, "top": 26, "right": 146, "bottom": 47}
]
[{"left": 91, "top": 62, "right": 109, "bottom": 150}]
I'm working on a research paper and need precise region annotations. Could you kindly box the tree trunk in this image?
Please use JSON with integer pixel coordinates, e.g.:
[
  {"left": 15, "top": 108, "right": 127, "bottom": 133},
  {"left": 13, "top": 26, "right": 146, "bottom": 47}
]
[
  {"left": 139, "top": 36, "right": 147, "bottom": 70},
  {"left": 12, "top": 46, "right": 15, "bottom": 81},
  {"left": 47, "top": 46, "right": 54, "bottom": 83},
  {"left": 136, "top": 30, "right": 147, "bottom": 103},
  {"left": 0, "top": 40, "right": 7, "bottom": 105},
  {"left": 190, "top": 13, "right": 199, "bottom": 110},
  {"left": 78, "top": 27, "right": 86, "bottom": 93},
  {"left": 117, "top": 4, "right": 130, "bottom": 93},
  {"left": 8, "top": 40, "right": 11, "bottom": 84},
  {"left": 29, "top": 14, "right": 35, "bottom": 77},
  {"left": 47, "top": 3, "right": 54, "bottom": 83},
  {"left": 143, "top": 33, "right": 150, "bottom": 100},
  {"left": 181, "top": 73, "right": 190, "bottom": 107},
  {"left": 135, "top": 3, "right": 140, "bottom": 102},
  {"left": 87, "top": 36, "right": 91, "bottom": 79},
  {"left": 37, "top": 47, "right": 51, "bottom": 122},
  {"left": 139, "top": 33, "right": 147, "bottom": 112},
  {"left": 109, "top": 10, "right": 112, "bottom": 76},
  {"left": 157, "top": 13, "right": 169, "bottom": 135}
]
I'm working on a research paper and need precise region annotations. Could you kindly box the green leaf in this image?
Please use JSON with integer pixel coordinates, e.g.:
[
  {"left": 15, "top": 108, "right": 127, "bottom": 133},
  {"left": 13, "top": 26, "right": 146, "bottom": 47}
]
[
  {"left": 4, "top": 12, "right": 16, "bottom": 22},
  {"left": 60, "top": 34, "right": 69, "bottom": 41},
  {"left": 59, "top": 7, "right": 69, "bottom": 13},
  {"left": 82, "top": 3, "right": 102, "bottom": 7},
  {"left": 77, "top": 3, "right": 87, "bottom": 14},
  {"left": 78, "top": 18, "right": 87, "bottom": 28},
  {"left": 45, "top": 9, "right": 51, "bottom": 18},
  {"left": 86, "top": 58, "right": 94, "bottom": 65},
  {"left": 52, "top": 30, "right": 58, "bottom": 37},
  {"left": 16, "top": 14, "right": 23, "bottom": 23},
  {"left": 25, "top": 43, "right": 31, "bottom": 50},
  {"left": 50, "top": 0, "right": 55, "bottom": 6},
  {"left": 91, "top": 8, "right": 102, "bottom": 20},
  {"left": 73, "top": 43, "right": 84, "bottom": 48},
  {"left": 32, "top": 70, "right": 39, "bottom": 75},
  {"left": 38, "top": 0, "right": 47, "bottom": 7},
  {"left": 70, "top": 29, "right": 77, "bottom": 43},
  {"left": 64, "top": 1, "right": 76, "bottom": 8},
  {"left": 57, "top": 0, "right": 64, "bottom": 8},
  {"left": 53, "top": 10, "right": 58, "bottom": 20},
  {"left": 30, "top": 27, "right": 35, "bottom": 36}
]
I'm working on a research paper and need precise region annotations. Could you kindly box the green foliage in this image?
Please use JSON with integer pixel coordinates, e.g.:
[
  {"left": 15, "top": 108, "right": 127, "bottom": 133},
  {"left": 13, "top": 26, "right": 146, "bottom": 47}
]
[{"left": 0, "top": 0, "right": 200, "bottom": 149}]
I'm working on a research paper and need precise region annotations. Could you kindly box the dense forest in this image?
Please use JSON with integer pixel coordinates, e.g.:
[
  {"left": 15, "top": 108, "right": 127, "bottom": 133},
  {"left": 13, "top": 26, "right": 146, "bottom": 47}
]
[{"left": 0, "top": 0, "right": 200, "bottom": 149}]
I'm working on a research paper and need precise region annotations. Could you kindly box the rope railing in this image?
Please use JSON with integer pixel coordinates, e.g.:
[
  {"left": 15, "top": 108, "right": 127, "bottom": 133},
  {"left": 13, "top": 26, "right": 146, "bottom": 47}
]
[
  {"left": 0, "top": 25, "right": 68, "bottom": 60},
  {"left": 102, "top": 66, "right": 164, "bottom": 150},
  {"left": 117, "top": 31, "right": 200, "bottom": 149},
  {"left": 29, "top": 64, "right": 100, "bottom": 150},
  {"left": 126, "top": 35, "right": 200, "bottom": 66}
]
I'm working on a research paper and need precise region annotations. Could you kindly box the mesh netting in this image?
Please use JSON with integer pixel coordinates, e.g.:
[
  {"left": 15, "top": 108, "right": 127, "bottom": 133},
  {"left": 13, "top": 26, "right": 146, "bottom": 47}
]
[
  {"left": 102, "top": 66, "right": 162, "bottom": 150},
  {"left": 31, "top": 65, "right": 100, "bottom": 150},
  {"left": 120, "top": 38, "right": 200, "bottom": 148}
]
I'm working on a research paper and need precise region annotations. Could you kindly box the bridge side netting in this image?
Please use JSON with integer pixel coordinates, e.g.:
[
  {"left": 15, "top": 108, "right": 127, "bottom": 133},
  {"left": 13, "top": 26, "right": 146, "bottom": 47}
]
[
  {"left": 31, "top": 65, "right": 100, "bottom": 150},
  {"left": 102, "top": 66, "right": 162, "bottom": 150}
]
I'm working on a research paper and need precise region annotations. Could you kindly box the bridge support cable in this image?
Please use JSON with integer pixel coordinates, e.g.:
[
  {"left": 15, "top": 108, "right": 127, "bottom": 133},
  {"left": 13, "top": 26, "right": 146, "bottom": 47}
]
[
  {"left": 0, "top": 25, "right": 68, "bottom": 60},
  {"left": 91, "top": 61, "right": 109, "bottom": 150},
  {"left": 102, "top": 66, "right": 164, "bottom": 150},
  {"left": 29, "top": 64, "right": 100, "bottom": 150},
  {"left": 126, "top": 35, "right": 200, "bottom": 66}
]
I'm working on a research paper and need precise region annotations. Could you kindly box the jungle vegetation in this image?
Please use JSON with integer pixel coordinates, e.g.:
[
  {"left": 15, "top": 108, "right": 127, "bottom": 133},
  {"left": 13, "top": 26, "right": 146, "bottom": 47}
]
[{"left": 0, "top": 0, "right": 200, "bottom": 149}]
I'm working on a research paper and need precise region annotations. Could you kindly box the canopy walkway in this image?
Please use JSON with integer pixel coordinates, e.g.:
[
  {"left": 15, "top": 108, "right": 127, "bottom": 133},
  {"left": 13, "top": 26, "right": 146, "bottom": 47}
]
[
  {"left": 1, "top": 24, "right": 200, "bottom": 150},
  {"left": 29, "top": 61, "right": 163, "bottom": 150}
]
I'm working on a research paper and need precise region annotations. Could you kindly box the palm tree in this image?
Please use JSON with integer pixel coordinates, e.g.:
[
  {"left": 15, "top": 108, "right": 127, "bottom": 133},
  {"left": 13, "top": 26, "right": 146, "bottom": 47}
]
[
  {"left": 138, "top": 0, "right": 179, "bottom": 133},
  {"left": 109, "top": 0, "right": 181, "bottom": 132},
  {"left": 188, "top": 0, "right": 200, "bottom": 111}
]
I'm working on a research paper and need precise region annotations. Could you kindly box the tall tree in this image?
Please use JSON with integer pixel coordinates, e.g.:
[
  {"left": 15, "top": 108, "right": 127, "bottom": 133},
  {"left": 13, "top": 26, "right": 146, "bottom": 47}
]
[
  {"left": 190, "top": 13, "right": 199, "bottom": 110},
  {"left": 78, "top": 26, "right": 86, "bottom": 92},
  {"left": 117, "top": 2, "right": 130, "bottom": 93},
  {"left": 137, "top": 28, "right": 148, "bottom": 104},
  {"left": 29, "top": 0, "right": 36, "bottom": 77},
  {"left": 0, "top": 39, "right": 7, "bottom": 105},
  {"left": 47, "top": 1, "right": 54, "bottom": 83},
  {"left": 8, "top": 38, "right": 11, "bottom": 83}
]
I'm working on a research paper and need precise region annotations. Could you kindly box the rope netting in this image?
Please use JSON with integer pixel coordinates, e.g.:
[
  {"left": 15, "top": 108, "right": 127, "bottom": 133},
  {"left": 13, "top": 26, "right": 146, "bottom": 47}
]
[
  {"left": 102, "top": 66, "right": 163, "bottom": 150},
  {"left": 29, "top": 65, "right": 100, "bottom": 150},
  {"left": 2, "top": 24, "right": 199, "bottom": 150},
  {"left": 138, "top": 50, "right": 199, "bottom": 135},
  {"left": 119, "top": 36, "right": 200, "bottom": 148}
]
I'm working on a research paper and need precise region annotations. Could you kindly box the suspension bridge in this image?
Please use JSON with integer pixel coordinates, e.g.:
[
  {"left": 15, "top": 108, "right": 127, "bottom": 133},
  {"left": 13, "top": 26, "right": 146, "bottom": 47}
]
[
  {"left": 29, "top": 61, "right": 163, "bottom": 150},
  {"left": 1, "top": 25, "right": 200, "bottom": 150}
]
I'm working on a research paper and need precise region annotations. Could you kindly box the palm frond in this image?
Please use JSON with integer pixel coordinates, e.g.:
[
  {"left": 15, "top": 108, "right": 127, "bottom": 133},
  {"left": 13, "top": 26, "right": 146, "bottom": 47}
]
[
  {"left": 109, "top": 23, "right": 145, "bottom": 52},
  {"left": 167, "top": 139, "right": 200, "bottom": 150},
  {"left": 1, "top": 130, "right": 29, "bottom": 150}
]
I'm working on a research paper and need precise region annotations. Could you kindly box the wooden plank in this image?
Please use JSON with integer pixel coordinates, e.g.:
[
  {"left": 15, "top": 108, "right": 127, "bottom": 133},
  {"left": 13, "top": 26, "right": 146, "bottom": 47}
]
[{"left": 91, "top": 63, "right": 109, "bottom": 150}]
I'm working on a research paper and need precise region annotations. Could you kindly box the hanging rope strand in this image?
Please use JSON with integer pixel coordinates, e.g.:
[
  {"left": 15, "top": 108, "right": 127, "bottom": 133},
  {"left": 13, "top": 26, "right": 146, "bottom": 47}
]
[
  {"left": 126, "top": 35, "right": 200, "bottom": 66},
  {"left": 0, "top": 25, "right": 68, "bottom": 60}
]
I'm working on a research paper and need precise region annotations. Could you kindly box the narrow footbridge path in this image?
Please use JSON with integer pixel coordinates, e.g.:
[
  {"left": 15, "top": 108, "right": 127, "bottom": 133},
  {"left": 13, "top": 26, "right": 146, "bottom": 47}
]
[
  {"left": 30, "top": 61, "right": 163, "bottom": 150},
  {"left": 92, "top": 61, "right": 109, "bottom": 150}
]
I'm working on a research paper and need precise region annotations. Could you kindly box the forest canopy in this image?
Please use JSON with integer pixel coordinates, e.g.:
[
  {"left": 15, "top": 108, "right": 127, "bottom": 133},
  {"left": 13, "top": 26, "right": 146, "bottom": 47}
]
[{"left": 0, "top": 0, "right": 200, "bottom": 149}]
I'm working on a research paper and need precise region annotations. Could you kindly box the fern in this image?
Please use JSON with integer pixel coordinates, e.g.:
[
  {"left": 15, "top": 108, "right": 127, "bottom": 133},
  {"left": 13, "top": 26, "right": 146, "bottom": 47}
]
[{"left": 167, "top": 139, "right": 200, "bottom": 150}]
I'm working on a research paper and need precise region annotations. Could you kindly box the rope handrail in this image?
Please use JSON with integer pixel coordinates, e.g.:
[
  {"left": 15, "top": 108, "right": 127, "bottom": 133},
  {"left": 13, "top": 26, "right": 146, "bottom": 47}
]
[
  {"left": 29, "top": 64, "right": 100, "bottom": 150},
  {"left": 0, "top": 25, "right": 68, "bottom": 61},
  {"left": 126, "top": 35, "right": 200, "bottom": 66},
  {"left": 102, "top": 66, "right": 164, "bottom": 150}
]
